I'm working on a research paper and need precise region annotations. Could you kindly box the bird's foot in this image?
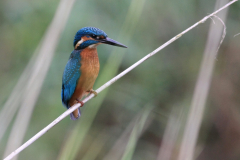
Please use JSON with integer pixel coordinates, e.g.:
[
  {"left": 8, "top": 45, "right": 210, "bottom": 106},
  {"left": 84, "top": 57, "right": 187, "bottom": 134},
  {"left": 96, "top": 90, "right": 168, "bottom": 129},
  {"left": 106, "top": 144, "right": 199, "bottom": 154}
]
[
  {"left": 88, "top": 89, "right": 98, "bottom": 97},
  {"left": 76, "top": 99, "right": 84, "bottom": 107}
]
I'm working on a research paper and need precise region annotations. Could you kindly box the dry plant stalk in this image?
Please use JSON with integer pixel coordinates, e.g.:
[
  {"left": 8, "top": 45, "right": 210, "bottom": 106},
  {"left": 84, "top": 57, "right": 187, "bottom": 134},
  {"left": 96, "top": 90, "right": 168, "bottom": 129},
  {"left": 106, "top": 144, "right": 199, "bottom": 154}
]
[
  {"left": 3, "top": 0, "right": 76, "bottom": 159},
  {"left": 178, "top": 0, "right": 229, "bottom": 160},
  {"left": 157, "top": 108, "right": 183, "bottom": 160},
  {"left": 3, "top": 0, "right": 238, "bottom": 160}
]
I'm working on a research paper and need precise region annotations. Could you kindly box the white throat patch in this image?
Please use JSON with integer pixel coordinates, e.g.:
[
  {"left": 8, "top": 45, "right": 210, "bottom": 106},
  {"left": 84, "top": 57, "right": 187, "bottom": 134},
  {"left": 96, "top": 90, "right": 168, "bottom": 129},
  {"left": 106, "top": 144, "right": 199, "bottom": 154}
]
[
  {"left": 88, "top": 44, "right": 99, "bottom": 49},
  {"left": 75, "top": 39, "right": 84, "bottom": 49}
]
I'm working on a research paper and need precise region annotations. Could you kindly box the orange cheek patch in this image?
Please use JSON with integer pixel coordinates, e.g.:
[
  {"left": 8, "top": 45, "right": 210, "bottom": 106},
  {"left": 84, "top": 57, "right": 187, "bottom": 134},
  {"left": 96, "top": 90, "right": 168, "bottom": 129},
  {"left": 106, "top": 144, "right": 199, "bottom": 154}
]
[{"left": 82, "top": 36, "right": 94, "bottom": 41}]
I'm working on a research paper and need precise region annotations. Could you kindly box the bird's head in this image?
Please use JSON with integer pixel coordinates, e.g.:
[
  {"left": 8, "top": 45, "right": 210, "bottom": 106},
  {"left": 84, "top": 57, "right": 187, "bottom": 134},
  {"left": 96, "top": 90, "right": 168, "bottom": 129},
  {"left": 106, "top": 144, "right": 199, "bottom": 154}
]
[{"left": 73, "top": 27, "right": 127, "bottom": 50}]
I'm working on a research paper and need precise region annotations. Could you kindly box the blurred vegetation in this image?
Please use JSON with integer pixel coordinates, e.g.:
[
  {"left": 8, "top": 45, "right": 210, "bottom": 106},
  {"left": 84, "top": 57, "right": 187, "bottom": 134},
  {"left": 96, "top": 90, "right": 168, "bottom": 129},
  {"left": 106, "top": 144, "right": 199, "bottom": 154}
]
[{"left": 0, "top": 0, "right": 240, "bottom": 160}]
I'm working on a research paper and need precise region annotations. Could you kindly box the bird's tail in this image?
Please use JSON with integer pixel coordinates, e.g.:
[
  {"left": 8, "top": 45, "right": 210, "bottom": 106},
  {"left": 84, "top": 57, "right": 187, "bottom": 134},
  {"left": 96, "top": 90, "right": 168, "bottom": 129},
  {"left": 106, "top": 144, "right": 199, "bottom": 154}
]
[{"left": 70, "top": 108, "right": 81, "bottom": 120}]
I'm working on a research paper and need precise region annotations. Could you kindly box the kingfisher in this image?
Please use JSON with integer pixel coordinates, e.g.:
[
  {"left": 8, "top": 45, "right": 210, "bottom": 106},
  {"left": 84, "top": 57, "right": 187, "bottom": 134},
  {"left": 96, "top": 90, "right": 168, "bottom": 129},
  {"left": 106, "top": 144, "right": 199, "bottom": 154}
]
[{"left": 61, "top": 27, "right": 127, "bottom": 120}]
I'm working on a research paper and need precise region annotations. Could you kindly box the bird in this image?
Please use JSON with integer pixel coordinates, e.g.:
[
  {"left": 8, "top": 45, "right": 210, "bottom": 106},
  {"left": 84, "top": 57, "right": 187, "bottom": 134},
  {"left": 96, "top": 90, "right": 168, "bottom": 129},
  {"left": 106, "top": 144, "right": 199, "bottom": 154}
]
[{"left": 61, "top": 27, "right": 127, "bottom": 120}]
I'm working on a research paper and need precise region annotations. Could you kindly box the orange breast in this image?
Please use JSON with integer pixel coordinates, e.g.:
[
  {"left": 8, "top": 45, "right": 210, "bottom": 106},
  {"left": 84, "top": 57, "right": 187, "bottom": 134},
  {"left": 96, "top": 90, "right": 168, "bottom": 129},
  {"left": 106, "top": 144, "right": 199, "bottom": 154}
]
[
  {"left": 69, "top": 47, "right": 100, "bottom": 106},
  {"left": 69, "top": 47, "right": 100, "bottom": 109},
  {"left": 77, "top": 47, "right": 99, "bottom": 97},
  {"left": 79, "top": 47, "right": 100, "bottom": 88}
]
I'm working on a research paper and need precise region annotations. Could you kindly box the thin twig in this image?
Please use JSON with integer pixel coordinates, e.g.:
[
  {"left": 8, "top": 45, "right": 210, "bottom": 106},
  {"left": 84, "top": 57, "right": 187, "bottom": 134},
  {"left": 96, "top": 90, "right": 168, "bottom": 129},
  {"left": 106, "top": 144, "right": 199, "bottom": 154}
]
[
  {"left": 209, "top": 17, "right": 216, "bottom": 24},
  {"left": 212, "top": 15, "right": 226, "bottom": 53},
  {"left": 234, "top": 33, "right": 240, "bottom": 37},
  {"left": 3, "top": 0, "right": 238, "bottom": 159}
]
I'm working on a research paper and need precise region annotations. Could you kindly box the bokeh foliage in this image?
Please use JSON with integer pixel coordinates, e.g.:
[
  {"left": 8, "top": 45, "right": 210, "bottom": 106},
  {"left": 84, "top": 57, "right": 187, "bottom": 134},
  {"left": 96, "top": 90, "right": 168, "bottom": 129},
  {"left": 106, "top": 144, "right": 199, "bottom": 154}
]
[{"left": 0, "top": 0, "right": 240, "bottom": 159}]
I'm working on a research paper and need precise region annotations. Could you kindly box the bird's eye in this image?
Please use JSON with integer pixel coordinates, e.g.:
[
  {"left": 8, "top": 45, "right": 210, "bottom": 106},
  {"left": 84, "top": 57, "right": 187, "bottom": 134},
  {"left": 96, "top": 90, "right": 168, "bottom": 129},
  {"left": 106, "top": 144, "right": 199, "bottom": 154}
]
[
  {"left": 92, "top": 34, "right": 96, "bottom": 38},
  {"left": 96, "top": 36, "right": 100, "bottom": 40}
]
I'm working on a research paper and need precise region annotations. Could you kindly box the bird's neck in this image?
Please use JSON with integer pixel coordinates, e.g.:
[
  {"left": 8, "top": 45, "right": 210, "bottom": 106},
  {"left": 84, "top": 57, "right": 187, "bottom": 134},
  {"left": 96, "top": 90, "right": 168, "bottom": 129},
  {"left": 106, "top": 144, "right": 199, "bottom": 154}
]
[{"left": 80, "top": 47, "right": 99, "bottom": 64}]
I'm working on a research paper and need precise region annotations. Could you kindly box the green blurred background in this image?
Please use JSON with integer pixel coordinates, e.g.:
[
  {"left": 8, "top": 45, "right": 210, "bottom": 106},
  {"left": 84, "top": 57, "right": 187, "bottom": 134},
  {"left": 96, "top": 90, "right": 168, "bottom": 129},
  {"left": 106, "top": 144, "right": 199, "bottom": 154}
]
[{"left": 0, "top": 0, "right": 240, "bottom": 159}]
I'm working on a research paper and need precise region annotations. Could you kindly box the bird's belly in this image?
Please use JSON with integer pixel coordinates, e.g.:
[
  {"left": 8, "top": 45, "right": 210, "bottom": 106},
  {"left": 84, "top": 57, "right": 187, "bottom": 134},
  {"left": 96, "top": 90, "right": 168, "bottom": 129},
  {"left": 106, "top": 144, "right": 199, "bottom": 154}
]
[
  {"left": 79, "top": 68, "right": 98, "bottom": 90},
  {"left": 70, "top": 64, "right": 99, "bottom": 104}
]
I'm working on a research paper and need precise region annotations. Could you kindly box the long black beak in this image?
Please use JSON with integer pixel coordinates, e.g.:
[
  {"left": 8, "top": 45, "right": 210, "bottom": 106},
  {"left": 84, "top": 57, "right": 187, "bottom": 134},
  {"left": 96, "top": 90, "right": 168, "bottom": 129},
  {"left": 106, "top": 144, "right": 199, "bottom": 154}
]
[{"left": 100, "top": 37, "right": 127, "bottom": 48}]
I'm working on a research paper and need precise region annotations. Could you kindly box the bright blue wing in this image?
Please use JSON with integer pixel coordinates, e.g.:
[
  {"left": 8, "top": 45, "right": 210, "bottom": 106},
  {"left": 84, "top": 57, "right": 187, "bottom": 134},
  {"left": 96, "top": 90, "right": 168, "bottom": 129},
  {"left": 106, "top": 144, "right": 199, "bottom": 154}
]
[{"left": 61, "top": 50, "right": 81, "bottom": 109}]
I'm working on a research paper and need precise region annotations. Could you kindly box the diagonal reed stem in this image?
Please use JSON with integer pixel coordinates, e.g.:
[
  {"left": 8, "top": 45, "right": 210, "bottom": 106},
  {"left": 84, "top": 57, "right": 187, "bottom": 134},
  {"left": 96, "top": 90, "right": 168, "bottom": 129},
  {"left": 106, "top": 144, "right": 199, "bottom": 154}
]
[{"left": 3, "top": 0, "right": 238, "bottom": 159}]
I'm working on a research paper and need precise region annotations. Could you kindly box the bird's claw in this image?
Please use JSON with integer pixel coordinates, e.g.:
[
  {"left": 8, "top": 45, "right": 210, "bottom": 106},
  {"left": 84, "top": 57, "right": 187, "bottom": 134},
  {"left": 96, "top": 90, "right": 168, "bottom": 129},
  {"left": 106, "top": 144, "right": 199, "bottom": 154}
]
[
  {"left": 88, "top": 89, "right": 98, "bottom": 97},
  {"left": 76, "top": 99, "right": 84, "bottom": 107}
]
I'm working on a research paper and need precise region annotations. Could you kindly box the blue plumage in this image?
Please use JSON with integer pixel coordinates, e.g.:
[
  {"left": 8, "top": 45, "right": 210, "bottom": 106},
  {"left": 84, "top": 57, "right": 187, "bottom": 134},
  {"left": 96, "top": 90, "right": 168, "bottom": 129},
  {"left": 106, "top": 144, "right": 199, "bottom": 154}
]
[
  {"left": 62, "top": 27, "right": 127, "bottom": 120},
  {"left": 73, "top": 27, "right": 107, "bottom": 47},
  {"left": 61, "top": 50, "right": 81, "bottom": 119},
  {"left": 80, "top": 40, "right": 98, "bottom": 49}
]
